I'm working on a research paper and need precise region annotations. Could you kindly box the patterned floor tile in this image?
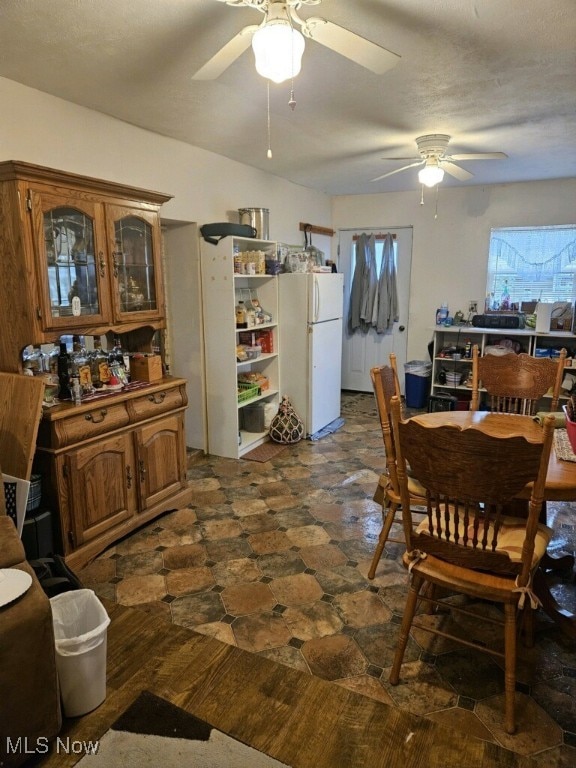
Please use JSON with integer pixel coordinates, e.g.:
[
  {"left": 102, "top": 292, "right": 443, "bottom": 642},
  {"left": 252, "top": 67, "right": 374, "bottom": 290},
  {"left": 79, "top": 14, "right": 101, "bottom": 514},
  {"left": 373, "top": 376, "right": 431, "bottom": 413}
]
[{"left": 79, "top": 391, "right": 576, "bottom": 759}]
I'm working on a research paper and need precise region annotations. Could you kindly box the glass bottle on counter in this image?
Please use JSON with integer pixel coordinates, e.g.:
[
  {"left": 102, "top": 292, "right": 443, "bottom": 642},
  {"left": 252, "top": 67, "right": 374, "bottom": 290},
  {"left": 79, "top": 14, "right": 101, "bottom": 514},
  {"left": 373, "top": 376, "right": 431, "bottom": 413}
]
[
  {"left": 108, "top": 336, "right": 129, "bottom": 385},
  {"left": 91, "top": 335, "right": 111, "bottom": 387},
  {"left": 22, "top": 345, "right": 48, "bottom": 375},
  {"left": 57, "top": 341, "right": 72, "bottom": 400},
  {"left": 71, "top": 336, "right": 93, "bottom": 395}
]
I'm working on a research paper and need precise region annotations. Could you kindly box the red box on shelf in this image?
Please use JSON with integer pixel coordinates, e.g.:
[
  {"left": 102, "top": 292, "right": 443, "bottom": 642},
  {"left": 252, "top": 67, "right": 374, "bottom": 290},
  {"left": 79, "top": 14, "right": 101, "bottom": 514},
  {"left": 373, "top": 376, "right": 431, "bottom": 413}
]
[{"left": 238, "top": 329, "right": 273, "bottom": 354}]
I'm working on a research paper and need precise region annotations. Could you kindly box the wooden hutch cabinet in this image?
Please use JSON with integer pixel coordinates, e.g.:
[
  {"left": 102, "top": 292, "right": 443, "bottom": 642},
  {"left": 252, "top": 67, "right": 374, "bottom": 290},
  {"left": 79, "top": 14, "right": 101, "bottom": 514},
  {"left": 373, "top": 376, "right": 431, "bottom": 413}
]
[{"left": 0, "top": 161, "right": 192, "bottom": 568}]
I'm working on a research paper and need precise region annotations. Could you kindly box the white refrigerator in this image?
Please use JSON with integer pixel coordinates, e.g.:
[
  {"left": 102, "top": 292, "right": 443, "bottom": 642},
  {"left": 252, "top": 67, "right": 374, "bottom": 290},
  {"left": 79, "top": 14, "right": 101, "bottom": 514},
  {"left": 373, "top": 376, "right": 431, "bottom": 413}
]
[{"left": 279, "top": 273, "right": 344, "bottom": 436}]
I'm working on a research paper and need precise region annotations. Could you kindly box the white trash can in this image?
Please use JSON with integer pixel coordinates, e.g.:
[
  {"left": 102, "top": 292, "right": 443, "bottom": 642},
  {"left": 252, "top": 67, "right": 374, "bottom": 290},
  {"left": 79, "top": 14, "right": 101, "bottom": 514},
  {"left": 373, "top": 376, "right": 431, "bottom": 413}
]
[{"left": 50, "top": 589, "right": 111, "bottom": 717}]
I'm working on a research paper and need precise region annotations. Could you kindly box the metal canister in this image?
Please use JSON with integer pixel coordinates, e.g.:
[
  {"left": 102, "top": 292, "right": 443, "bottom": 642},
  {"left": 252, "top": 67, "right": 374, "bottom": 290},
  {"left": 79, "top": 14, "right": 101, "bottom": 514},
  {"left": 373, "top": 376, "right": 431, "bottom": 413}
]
[{"left": 238, "top": 208, "right": 269, "bottom": 240}]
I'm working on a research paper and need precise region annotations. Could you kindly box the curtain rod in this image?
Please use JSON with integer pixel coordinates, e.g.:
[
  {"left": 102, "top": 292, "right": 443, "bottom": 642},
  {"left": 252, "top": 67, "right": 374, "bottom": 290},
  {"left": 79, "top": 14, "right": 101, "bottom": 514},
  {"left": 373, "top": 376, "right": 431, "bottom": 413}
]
[{"left": 352, "top": 233, "right": 396, "bottom": 241}]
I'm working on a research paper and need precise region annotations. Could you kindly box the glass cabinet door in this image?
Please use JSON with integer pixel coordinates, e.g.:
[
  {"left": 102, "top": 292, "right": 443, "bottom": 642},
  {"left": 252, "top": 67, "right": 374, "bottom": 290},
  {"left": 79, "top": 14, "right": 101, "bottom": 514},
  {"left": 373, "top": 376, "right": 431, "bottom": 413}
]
[
  {"left": 29, "top": 189, "right": 110, "bottom": 329},
  {"left": 106, "top": 205, "right": 164, "bottom": 323}
]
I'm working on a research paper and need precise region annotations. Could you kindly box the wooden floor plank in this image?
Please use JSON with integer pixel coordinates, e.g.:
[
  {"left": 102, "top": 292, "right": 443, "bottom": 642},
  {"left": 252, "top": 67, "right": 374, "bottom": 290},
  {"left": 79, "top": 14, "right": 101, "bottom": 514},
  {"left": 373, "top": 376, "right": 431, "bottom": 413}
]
[{"left": 38, "top": 600, "right": 534, "bottom": 768}]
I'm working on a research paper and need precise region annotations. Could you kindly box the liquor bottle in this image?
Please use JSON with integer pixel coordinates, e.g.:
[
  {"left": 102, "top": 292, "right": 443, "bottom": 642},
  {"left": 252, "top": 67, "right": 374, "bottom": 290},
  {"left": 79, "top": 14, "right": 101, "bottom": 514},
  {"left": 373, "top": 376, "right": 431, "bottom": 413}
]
[
  {"left": 57, "top": 342, "right": 72, "bottom": 400},
  {"left": 90, "top": 335, "right": 111, "bottom": 386},
  {"left": 235, "top": 301, "right": 247, "bottom": 329},
  {"left": 108, "top": 335, "right": 129, "bottom": 385},
  {"left": 48, "top": 342, "right": 60, "bottom": 376},
  {"left": 23, "top": 345, "right": 48, "bottom": 375},
  {"left": 72, "top": 336, "right": 93, "bottom": 395}
]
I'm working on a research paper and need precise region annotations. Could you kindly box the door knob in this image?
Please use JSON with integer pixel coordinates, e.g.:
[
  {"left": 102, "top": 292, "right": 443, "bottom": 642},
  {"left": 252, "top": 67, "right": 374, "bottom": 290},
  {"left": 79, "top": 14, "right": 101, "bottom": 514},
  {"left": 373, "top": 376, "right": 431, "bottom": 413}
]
[{"left": 399, "top": 325, "right": 405, "bottom": 332}]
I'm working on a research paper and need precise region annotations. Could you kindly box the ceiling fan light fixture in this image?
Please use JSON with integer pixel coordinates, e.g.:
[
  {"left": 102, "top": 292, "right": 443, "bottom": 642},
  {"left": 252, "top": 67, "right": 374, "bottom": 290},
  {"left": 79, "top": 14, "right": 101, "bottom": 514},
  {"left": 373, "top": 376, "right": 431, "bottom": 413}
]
[
  {"left": 418, "top": 163, "right": 445, "bottom": 188},
  {"left": 252, "top": 20, "right": 305, "bottom": 83}
]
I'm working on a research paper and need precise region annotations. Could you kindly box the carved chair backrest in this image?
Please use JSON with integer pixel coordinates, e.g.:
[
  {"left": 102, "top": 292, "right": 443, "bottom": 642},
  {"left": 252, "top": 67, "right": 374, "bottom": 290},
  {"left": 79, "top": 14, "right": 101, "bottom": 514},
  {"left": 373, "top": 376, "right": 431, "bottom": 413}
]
[
  {"left": 371, "top": 365, "right": 402, "bottom": 495},
  {"left": 470, "top": 346, "right": 566, "bottom": 415},
  {"left": 390, "top": 396, "right": 554, "bottom": 585}
]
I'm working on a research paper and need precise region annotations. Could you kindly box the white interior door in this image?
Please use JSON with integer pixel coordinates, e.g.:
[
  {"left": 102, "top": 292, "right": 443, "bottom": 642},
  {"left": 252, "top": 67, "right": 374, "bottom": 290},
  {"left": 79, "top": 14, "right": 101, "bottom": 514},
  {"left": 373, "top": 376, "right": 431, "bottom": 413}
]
[{"left": 339, "top": 227, "right": 413, "bottom": 392}]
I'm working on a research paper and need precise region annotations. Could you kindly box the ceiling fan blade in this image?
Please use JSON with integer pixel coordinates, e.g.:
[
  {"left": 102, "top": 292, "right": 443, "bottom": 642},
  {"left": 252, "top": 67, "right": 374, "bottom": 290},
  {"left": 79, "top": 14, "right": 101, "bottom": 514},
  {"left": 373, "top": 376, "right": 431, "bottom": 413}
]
[
  {"left": 371, "top": 161, "right": 424, "bottom": 182},
  {"left": 380, "top": 156, "right": 421, "bottom": 162},
  {"left": 441, "top": 161, "right": 473, "bottom": 181},
  {"left": 302, "top": 18, "right": 400, "bottom": 75},
  {"left": 192, "top": 25, "right": 258, "bottom": 80},
  {"left": 449, "top": 152, "right": 508, "bottom": 160}
]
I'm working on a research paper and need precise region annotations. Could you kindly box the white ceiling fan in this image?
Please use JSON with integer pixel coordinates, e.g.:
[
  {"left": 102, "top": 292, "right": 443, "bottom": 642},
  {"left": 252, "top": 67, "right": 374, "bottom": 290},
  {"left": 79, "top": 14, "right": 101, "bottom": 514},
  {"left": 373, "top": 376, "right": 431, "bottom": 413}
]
[
  {"left": 193, "top": 0, "right": 400, "bottom": 83},
  {"left": 371, "top": 134, "right": 508, "bottom": 187}
]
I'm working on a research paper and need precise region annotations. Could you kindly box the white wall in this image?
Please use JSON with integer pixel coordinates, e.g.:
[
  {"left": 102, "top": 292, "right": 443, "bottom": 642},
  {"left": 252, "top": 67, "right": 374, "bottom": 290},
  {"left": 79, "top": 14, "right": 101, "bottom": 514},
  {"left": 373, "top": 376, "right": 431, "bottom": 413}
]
[
  {"left": 0, "top": 76, "right": 332, "bottom": 449},
  {"left": 332, "top": 180, "right": 576, "bottom": 362}
]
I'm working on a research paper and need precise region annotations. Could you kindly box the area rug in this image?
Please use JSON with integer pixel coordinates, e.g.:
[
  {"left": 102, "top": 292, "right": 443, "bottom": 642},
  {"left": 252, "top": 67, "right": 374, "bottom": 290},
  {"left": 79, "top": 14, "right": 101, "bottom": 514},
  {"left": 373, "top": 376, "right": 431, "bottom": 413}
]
[
  {"left": 242, "top": 441, "right": 287, "bottom": 462},
  {"left": 307, "top": 417, "right": 345, "bottom": 441},
  {"left": 76, "top": 691, "right": 290, "bottom": 767}
]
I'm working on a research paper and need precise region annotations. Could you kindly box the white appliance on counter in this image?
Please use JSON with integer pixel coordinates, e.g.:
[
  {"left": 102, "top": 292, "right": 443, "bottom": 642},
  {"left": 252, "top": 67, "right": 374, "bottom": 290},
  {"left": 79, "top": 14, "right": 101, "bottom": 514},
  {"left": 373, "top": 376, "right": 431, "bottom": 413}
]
[{"left": 279, "top": 272, "right": 344, "bottom": 436}]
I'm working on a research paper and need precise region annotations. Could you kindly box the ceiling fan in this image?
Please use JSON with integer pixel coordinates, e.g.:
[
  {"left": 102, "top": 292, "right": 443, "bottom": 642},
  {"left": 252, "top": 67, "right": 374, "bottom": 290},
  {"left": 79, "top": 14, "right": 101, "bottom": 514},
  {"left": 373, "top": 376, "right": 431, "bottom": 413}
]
[
  {"left": 371, "top": 134, "right": 508, "bottom": 187},
  {"left": 192, "top": 0, "right": 400, "bottom": 83}
]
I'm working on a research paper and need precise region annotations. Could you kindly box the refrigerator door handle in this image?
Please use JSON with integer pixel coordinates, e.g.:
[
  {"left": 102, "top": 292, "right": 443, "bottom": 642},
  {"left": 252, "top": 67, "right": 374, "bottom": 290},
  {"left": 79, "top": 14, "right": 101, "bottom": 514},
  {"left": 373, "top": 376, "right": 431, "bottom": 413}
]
[{"left": 313, "top": 276, "right": 320, "bottom": 323}]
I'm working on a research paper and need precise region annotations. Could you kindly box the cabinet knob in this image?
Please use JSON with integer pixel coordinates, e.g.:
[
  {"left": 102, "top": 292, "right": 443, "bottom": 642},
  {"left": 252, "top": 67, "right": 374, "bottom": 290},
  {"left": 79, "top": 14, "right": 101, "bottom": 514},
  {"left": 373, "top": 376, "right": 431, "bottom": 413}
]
[
  {"left": 85, "top": 408, "right": 108, "bottom": 423},
  {"left": 148, "top": 392, "right": 166, "bottom": 404}
]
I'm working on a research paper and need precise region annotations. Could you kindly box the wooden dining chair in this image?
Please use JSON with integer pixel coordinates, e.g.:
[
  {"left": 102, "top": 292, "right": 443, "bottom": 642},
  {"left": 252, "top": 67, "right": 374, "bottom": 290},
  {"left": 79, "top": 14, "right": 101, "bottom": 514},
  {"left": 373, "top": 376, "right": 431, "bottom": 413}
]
[
  {"left": 470, "top": 345, "right": 567, "bottom": 414},
  {"left": 389, "top": 396, "right": 555, "bottom": 734},
  {"left": 368, "top": 363, "right": 426, "bottom": 579},
  {"left": 372, "top": 353, "right": 403, "bottom": 507}
]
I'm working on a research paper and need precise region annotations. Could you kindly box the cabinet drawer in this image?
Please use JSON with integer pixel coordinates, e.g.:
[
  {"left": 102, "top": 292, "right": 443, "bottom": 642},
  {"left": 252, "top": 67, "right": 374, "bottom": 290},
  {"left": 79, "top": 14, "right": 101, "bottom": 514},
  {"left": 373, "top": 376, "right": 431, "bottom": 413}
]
[
  {"left": 128, "top": 386, "right": 185, "bottom": 422},
  {"left": 50, "top": 403, "right": 130, "bottom": 448}
]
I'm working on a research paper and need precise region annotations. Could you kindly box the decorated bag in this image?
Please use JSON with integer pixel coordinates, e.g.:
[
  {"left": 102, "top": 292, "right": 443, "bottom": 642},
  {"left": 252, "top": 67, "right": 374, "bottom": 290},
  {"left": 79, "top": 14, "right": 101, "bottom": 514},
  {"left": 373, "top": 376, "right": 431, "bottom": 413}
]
[{"left": 269, "top": 396, "right": 304, "bottom": 444}]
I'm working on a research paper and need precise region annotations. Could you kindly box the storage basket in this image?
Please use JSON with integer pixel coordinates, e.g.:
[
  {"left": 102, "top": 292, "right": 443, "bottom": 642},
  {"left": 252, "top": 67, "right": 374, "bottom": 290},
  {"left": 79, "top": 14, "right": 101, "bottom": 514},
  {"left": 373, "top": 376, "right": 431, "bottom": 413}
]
[
  {"left": 26, "top": 474, "right": 42, "bottom": 512},
  {"left": 237, "top": 381, "right": 260, "bottom": 403}
]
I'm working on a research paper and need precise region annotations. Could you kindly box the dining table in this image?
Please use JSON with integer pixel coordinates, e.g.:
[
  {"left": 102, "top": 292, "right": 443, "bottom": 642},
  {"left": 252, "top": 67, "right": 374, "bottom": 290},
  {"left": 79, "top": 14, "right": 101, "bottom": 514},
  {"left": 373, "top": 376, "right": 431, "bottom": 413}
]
[{"left": 409, "top": 409, "right": 576, "bottom": 640}]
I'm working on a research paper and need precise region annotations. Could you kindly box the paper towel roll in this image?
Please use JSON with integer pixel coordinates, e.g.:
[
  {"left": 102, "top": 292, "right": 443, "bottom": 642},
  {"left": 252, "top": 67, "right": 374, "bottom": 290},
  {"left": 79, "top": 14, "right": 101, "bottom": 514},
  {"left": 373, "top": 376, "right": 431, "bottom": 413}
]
[{"left": 535, "top": 302, "right": 553, "bottom": 333}]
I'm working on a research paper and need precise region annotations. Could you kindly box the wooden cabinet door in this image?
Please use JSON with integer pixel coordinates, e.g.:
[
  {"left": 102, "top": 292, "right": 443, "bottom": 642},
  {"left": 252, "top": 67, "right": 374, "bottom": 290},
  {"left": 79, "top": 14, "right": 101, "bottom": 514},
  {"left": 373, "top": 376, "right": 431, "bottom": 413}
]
[
  {"left": 65, "top": 432, "right": 137, "bottom": 547},
  {"left": 28, "top": 187, "right": 112, "bottom": 331},
  {"left": 104, "top": 204, "right": 165, "bottom": 325},
  {"left": 135, "top": 413, "right": 187, "bottom": 511}
]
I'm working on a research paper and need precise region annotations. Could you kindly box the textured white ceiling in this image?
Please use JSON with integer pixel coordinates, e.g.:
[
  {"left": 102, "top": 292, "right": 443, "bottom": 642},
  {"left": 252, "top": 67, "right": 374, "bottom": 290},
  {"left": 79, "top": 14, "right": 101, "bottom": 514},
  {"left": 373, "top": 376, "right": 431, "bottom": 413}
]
[{"left": 0, "top": 0, "right": 574, "bottom": 194}]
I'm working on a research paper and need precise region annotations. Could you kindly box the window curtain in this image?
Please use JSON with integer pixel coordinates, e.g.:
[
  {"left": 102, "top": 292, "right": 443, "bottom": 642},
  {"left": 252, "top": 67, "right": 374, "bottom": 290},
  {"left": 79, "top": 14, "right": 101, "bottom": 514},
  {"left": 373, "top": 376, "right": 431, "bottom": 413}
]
[{"left": 348, "top": 232, "right": 398, "bottom": 334}]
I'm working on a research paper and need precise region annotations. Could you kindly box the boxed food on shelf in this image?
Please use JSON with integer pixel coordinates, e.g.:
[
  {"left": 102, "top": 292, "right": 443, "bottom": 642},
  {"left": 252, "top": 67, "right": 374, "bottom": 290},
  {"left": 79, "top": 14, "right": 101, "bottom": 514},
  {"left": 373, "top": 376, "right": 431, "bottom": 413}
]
[
  {"left": 234, "top": 250, "right": 266, "bottom": 275},
  {"left": 238, "top": 371, "right": 269, "bottom": 391},
  {"left": 238, "top": 329, "right": 274, "bottom": 353}
]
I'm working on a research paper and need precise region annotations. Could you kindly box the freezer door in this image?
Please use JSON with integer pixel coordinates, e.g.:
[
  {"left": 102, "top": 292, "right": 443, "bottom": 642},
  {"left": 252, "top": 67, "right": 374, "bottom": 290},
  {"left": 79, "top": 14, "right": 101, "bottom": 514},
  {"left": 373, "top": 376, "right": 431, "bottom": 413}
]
[
  {"left": 309, "top": 317, "right": 343, "bottom": 435},
  {"left": 308, "top": 273, "right": 344, "bottom": 323}
]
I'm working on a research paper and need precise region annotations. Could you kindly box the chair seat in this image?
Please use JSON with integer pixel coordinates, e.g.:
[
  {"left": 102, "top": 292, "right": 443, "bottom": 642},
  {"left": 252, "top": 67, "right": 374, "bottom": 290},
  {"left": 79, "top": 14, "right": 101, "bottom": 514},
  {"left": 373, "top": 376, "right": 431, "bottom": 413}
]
[
  {"left": 400, "top": 550, "right": 535, "bottom": 604},
  {"left": 374, "top": 469, "right": 426, "bottom": 506},
  {"left": 415, "top": 512, "right": 552, "bottom": 567}
]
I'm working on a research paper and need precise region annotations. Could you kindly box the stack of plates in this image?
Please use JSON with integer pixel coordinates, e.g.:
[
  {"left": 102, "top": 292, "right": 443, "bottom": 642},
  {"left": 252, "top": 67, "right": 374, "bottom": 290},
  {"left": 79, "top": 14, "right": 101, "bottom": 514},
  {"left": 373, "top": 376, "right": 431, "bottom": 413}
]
[{"left": 445, "top": 371, "right": 463, "bottom": 386}]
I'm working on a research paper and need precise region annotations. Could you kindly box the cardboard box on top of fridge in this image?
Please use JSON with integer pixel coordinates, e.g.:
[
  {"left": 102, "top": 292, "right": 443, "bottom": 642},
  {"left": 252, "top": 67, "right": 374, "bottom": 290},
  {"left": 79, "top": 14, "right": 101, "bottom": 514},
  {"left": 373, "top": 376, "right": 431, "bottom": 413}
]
[{"left": 130, "top": 355, "right": 163, "bottom": 382}]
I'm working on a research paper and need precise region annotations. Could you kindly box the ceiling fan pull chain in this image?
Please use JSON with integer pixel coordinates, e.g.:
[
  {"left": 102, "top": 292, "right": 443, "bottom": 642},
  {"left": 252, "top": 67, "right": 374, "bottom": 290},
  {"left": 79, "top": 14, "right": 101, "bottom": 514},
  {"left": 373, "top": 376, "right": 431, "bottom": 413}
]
[
  {"left": 267, "top": 80, "right": 272, "bottom": 159},
  {"left": 289, "top": 76, "right": 296, "bottom": 111}
]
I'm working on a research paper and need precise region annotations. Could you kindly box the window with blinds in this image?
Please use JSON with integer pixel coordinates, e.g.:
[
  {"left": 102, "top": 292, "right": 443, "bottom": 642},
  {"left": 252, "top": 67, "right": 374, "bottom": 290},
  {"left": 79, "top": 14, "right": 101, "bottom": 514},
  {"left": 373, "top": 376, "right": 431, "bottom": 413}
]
[{"left": 486, "top": 226, "right": 576, "bottom": 310}]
